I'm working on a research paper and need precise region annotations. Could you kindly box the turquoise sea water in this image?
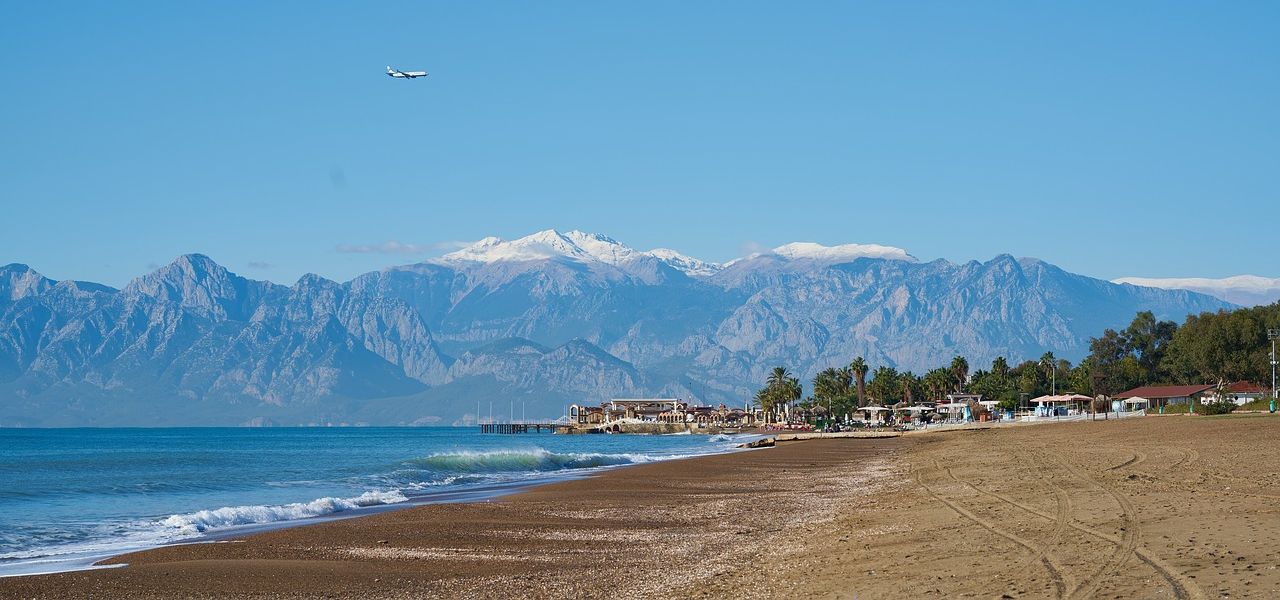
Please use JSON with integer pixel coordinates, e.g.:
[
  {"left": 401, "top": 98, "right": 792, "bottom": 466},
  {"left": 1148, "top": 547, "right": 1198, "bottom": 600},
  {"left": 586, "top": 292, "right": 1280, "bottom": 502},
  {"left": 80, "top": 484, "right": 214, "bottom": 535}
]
[{"left": 0, "top": 427, "right": 752, "bottom": 576}]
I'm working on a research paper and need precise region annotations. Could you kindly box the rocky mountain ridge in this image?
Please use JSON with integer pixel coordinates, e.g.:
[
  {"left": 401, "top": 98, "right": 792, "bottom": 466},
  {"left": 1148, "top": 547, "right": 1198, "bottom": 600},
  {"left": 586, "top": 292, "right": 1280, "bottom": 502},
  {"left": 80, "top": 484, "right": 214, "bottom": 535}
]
[{"left": 0, "top": 231, "right": 1233, "bottom": 426}]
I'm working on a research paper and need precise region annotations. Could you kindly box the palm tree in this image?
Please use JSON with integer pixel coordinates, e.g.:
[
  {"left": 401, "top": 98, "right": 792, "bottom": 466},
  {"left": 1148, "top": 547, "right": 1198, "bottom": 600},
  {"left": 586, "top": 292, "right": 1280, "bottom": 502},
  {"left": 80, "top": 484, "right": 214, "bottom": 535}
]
[
  {"left": 759, "top": 366, "right": 802, "bottom": 422},
  {"left": 850, "top": 356, "right": 869, "bottom": 407},
  {"left": 767, "top": 366, "right": 790, "bottom": 388},
  {"left": 1039, "top": 352, "right": 1057, "bottom": 395},
  {"left": 950, "top": 356, "right": 970, "bottom": 393},
  {"left": 867, "top": 366, "right": 900, "bottom": 406},
  {"left": 923, "top": 368, "right": 951, "bottom": 402},
  {"left": 991, "top": 356, "right": 1010, "bottom": 379},
  {"left": 813, "top": 367, "right": 853, "bottom": 417}
]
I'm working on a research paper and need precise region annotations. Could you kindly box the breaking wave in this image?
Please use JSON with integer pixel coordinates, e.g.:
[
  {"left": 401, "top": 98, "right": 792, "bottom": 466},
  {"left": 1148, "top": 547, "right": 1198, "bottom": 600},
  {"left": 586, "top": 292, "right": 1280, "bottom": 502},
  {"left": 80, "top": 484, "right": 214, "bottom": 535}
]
[
  {"left": 404, "top": 448, "right": 660, "bottom": 475},
  {"left": 159, "top": 490, "right": 408, "bottom": 534}
]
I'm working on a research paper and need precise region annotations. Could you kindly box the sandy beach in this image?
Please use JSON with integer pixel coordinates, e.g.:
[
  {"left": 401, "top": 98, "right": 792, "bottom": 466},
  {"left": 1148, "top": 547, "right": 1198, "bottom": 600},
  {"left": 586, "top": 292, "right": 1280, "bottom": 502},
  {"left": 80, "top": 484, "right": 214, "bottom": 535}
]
[{"left": 4, "top": 414, "right": 1278, "bottom": 599}]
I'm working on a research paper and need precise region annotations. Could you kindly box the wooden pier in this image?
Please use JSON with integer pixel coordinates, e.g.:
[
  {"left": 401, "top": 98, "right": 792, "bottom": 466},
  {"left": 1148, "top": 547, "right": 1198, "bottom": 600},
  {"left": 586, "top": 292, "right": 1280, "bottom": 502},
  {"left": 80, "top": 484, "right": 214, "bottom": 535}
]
[{"left": 479, "top": 422, "right": 561, "bottom": 434}]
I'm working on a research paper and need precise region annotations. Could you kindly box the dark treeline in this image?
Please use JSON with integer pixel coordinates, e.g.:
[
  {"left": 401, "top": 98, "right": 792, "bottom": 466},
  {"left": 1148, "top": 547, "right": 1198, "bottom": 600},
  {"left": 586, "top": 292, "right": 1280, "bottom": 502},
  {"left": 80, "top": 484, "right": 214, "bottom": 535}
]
[{"left": 757, "top": 302, "right": 1280, "bottom": 416}]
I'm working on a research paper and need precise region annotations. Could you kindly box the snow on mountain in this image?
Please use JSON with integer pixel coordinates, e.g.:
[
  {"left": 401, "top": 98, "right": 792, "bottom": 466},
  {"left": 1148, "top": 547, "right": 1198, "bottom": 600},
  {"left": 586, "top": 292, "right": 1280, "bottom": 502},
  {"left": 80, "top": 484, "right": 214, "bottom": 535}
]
[
  {"left": 645, "top": 248, "right": 721, "bottom": 277},
  {"left": 437, "top": 229, "right": 723, "bottom": 277},
  {"left": 441, "top": 230, "right": 630, "bottom": 264},
  {"left": 769, "top": 242, "right": 917, "bottom": 263},
  {"left": 1113, "top": 275, "right": 1278, "bottom": 307},
  {"left": 436, "top": 230, "right": 915, "bottom": 277}
]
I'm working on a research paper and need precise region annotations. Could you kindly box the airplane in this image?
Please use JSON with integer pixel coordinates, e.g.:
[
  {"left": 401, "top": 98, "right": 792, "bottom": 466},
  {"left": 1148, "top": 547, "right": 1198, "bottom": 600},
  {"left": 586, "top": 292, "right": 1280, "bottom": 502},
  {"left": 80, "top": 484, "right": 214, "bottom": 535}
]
[{"left": 386, "top": 66, "right": 428, "bottom": 79}]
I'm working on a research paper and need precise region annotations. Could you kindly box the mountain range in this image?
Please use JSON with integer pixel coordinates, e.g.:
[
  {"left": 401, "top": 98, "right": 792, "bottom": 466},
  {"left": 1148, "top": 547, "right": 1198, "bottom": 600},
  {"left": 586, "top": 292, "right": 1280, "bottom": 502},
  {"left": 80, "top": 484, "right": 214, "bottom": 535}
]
[
  {"left": 0, "top": 230, "right": 1232, "bottom": 426},
  {"left": 1111, "top": 275, "right": 1280, "bottom": 307}
]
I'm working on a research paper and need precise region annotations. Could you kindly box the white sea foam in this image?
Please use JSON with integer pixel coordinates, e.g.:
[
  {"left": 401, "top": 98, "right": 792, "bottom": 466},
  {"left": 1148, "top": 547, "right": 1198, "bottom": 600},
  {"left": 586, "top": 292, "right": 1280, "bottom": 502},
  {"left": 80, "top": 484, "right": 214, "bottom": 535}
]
[
  {"left": 405, "top": 448, "right": 662, "bottom": 475},
  {"left": 158, "top": 490, "right": 408, "bottom": 535}
]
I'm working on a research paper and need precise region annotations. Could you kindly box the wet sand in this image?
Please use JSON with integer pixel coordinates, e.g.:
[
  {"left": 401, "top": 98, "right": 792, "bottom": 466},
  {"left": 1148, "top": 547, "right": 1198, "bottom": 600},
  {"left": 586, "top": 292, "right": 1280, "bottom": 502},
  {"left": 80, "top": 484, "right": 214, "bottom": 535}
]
[{"left": 4, "top": 414, "right": 1278, "bottom": 599}]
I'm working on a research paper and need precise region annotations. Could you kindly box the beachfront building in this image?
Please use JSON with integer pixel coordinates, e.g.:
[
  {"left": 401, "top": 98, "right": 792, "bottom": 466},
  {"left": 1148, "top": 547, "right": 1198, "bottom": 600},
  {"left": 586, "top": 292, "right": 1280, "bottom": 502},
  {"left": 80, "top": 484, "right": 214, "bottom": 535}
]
[
  {"left": 609, "top": 399, "right": 685, "bottom": 422},
  {"left": 568, "top": 399, "right": 759, "bottom": 428},
  {"left": 1114, "top": 384, "right": 1214, "bottom": 410},
  {"left": 569, "top": 399, "right": 687, "bottom": 424},
  {"left": 939, "top": 393, "right": 983, "bottom": 422},
  {"left": 853, "top": 405, "right": 891, "bottom": 424},
  {"left": 1206, "top": 381, "right": 1267, "bottom": 406},
  {"left": 569, "top": 404, "right": 607, "bottom": 425}
]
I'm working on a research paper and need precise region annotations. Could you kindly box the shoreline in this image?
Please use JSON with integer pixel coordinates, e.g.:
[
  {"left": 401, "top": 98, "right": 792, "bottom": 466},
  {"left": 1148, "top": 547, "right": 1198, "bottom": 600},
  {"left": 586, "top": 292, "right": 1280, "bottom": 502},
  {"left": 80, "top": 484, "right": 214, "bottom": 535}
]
[
  {"left": 5, "top": 414, "right": 1277, "bottom": 598},
  {"left": 0, "top": 436, "right": 907, "bottom": 598},
  {"left": 0, "top": 432, "right": 767, "bottom": 579},
  {"left": 0, "top": 478, "right": 571, "bottom": 579}
]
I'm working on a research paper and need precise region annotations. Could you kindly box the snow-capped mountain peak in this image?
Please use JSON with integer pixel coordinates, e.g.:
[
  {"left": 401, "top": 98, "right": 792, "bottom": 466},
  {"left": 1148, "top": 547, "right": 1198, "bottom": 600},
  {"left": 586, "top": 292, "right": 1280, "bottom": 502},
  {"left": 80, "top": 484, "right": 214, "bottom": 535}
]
[
  {"left": 645, "top": 248, "right": 722, "bottom": 277},
  {"left": 436, "top": 230, "right": 919, "bottom": 277},
  {"left": 437, "top": 229, "right": 722, "bottom": 276},
  {"left": 440, "top": 229, "right": 633, "bottom": 264},
  {"left": 771, "top": 242, "right": 917, "bottom": 263}
]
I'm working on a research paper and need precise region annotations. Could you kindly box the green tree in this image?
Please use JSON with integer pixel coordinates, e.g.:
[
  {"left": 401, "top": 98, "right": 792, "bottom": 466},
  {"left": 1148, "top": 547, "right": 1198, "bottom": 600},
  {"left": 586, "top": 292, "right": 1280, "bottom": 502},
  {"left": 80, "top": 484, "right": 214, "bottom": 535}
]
[
  {"left": 992, "top": 356, "right": 1010, "bottom": 379},
  {"left": 1066, "top": 359, "right": 1095, "bottom": 396},
  {"left": 849, "top": 356, "right": 869, "bottom": 407},
  {"left": 866, "top": 366, "right": 901, "bottom": 405},
  {"left": 949, "top": 356, "right": 970, "bottom": 392},
  {"left": 756, "top": 366, "right": 803, "bottom": 421},
  {"left": 812, "top": 367, "right": 855, "bottom": 417},
  {"left": 1161, "top": 304, "right": 1280, "bottom": 386},
  {"left": 971, "top": 358, "right": 1018, "bottom": 407},
  {"left": 923, "top": 368, "right": 952, "bottom": 402},
  {"left": 900, "top": 371, "right": 922, "bottom": 405},
  {"left": 1124, "top": 311, "right": 1177, "bottom": 382},
  {"left": 1039, "top": 352, "right": 1057, "bottom": 394}
]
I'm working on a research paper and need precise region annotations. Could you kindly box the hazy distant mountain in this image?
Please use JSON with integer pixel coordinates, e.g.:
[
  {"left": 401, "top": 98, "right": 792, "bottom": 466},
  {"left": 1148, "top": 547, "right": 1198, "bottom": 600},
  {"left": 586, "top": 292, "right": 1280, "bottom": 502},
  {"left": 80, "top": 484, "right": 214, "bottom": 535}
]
[
  {"left": 1112, "top": 275, "right": 1280, "bottom": 307},
  {"left": 0, "top": 230, "right": 1232, "bottom": 426}
]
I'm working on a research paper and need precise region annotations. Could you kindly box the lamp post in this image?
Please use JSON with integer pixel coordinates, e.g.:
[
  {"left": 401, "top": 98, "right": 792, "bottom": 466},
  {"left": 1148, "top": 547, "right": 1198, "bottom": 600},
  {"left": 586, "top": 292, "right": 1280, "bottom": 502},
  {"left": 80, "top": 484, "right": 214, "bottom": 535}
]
[{"left": 1268, "top": 329, "right": 1280, "bottom": 413}]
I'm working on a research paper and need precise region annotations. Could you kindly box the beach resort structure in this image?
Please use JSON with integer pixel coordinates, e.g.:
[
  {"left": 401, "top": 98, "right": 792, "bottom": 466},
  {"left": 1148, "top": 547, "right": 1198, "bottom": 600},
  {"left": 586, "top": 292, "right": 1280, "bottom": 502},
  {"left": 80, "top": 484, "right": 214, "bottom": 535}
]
[
  {"left": 1114, "top": 384, "right": 1214, "bottom": 410},
  {"left": 567, "top": 398, "right": 760, "bottom": 433},
  {"left": 1028, "top": 393, "right": 1093, "bottom": 416},
  {"left": 937, "top": 393, "right": 984, "bottom": 421}
]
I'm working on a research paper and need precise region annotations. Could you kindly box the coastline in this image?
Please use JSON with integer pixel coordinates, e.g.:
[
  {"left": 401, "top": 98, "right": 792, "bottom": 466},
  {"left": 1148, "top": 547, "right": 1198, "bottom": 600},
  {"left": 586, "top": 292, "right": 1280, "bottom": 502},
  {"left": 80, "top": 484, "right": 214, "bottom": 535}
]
[
  {"left": 0, "top": 430, "right": 765, "bottom": 579},
  {"left": 0, "top": 436, "right": 907, "bottom": 598},
  {"left": 5, "top": 414, "right": 1278, "bottom": 598}
]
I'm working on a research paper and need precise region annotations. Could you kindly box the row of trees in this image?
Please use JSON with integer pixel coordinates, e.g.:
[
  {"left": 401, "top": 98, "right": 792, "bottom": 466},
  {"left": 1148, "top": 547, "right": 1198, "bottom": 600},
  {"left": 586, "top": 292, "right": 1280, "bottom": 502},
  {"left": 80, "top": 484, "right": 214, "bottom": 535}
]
[
  {"left": 758, "top": 355, "right": 979, "bottom": 419},
  {"left": 1086, "top": 304, "right": 1280, "bottom": 395},
  {"left": 753, "top": 303, "right": 1280, "bottom": 418}
]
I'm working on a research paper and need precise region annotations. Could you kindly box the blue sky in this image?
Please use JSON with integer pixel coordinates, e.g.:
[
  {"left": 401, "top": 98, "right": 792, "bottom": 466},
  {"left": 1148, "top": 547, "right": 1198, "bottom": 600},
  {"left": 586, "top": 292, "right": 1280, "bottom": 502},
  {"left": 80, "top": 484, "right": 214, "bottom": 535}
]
[{"left": 2, "top": 2, "right": 1276, "bottom": 287}]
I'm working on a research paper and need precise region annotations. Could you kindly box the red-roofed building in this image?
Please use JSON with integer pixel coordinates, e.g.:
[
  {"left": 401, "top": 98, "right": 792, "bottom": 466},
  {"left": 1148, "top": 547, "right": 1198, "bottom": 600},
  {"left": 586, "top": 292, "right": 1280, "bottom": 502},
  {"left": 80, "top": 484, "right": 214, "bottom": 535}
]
[
  {"left": 1114, "top": 384, "right": 1214, "bottom": 409},
  {"left": 1208, "top": 381, "right": 1267, "bottom": 406}
]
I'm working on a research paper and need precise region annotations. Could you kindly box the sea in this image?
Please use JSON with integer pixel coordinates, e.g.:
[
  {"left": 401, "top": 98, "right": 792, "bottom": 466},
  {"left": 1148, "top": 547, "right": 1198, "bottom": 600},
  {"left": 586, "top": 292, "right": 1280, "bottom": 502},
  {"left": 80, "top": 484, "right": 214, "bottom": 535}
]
[{"left": 0, "top": 427, "right": 755, "bottom": 577}]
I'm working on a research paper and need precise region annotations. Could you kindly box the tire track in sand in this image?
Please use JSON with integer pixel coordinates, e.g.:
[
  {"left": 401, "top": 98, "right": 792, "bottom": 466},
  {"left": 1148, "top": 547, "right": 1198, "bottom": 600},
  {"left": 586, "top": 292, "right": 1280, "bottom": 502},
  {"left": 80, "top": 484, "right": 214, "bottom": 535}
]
[
  {"left": 1055, "top": 457, "right": 1201, "bottom": 600},
  {"left": 937, "top": 459, "right": 1074, "bottom": 596},
  {"left": 943, "top": 455, "right": 1202, "bottom": 600},
  {"left": 1107, "top": 451, "right": 1146, "bottom": 471},
  {"left": 913, "top": 462, "right": 1068, "bottom": 599},
  {"left": 1169, "top": 448, "right": 1199, "bottom": 470}
]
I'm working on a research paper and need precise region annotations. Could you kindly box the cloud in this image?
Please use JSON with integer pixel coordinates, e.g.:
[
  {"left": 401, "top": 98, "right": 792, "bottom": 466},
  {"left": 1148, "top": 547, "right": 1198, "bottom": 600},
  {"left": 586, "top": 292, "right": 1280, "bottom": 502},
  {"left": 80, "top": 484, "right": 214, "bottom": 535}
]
[
  {"left": 246, "top": 261, "right": 273, "bottom": 269},
  {"left": 335, "top": 240, "right": 473, "bottom": 256}
]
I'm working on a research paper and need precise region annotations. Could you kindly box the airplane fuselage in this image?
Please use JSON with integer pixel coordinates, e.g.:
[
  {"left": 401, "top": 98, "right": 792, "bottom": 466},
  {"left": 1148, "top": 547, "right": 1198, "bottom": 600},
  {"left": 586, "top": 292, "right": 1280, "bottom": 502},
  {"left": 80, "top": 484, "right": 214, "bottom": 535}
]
[{"left": 387, "top": 66, "right": 428, "bottom": 79}]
